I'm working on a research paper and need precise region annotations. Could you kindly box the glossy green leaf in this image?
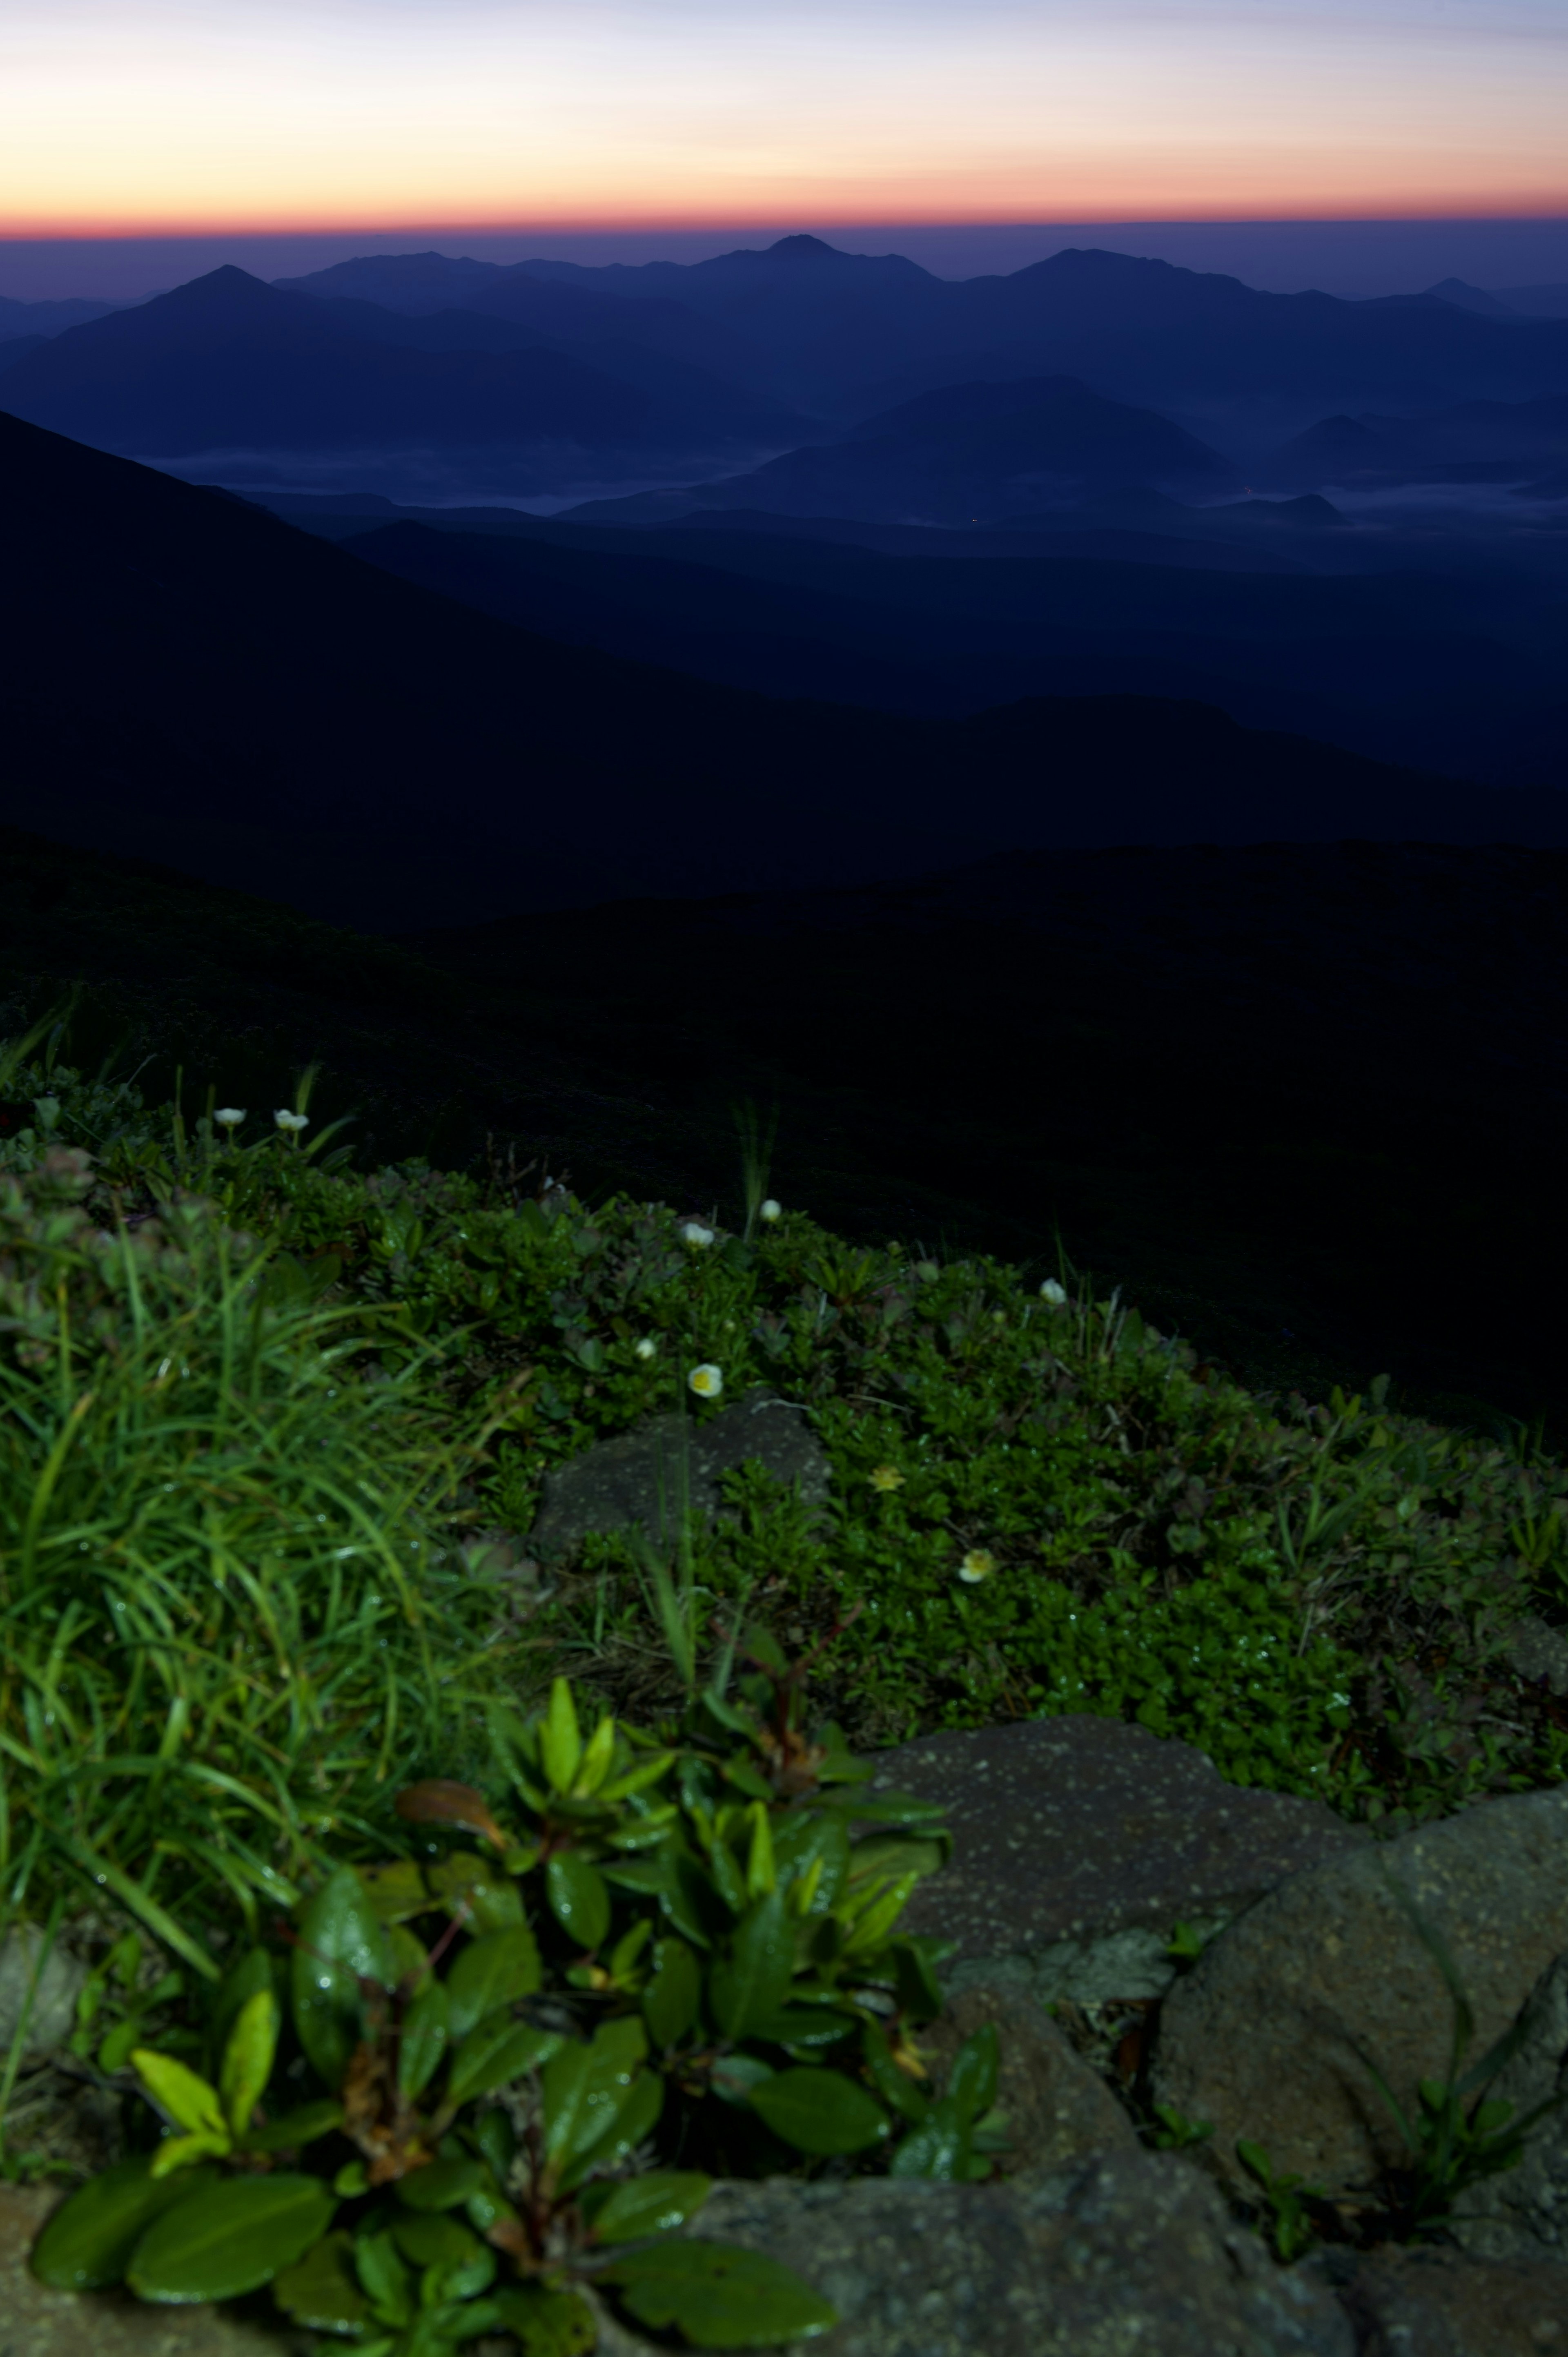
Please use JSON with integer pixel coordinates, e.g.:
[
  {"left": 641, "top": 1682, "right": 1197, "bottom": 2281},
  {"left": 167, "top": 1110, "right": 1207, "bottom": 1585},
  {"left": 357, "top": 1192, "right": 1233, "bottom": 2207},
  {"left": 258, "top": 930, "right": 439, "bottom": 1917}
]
[
  {"left": 127, "top": 2173, "right": 336, "bottom": 2303},
  {"left": 149, "top": 2131, "right": 231, "bottom": 2179},
  {"left": 607, "top": 2238, "right": 837, "bottom": 2346},
  {"left": 710, "top": 2053, "right": 774, "bottom": 2107},
  {"left": 540, "top": 1677, "right": 583, "bottom": 1794},
  {"left": 643, "top": 1935, "right": 701, "bottom": 2049},
  {"left": 397, "top": 1970, "right": 450, "bottom": 2101},
  {"left": 948, "top": 2022, "right": 999, "bottom": 2124},
  {"left": 590, "top": 2170, "right": 712, "bottom": 2243},
  {"left": 772, "top": 1813, "right": 849, "bottom": 1911},
  {"left": 30, "top": 2156, "right": 219, "bottom": 2291},
  {"left": 292, "top": 1865, "right": 396, "bottom": 2091},
  {"left": 446, "top": 2017, "right": 561, "bottom": 2105},
  {"left": 356, "top": 1859, "right": 433, "bottom": 1924},
  {"left": 888, "top": 2094, "right": 975, "bottom": 2181},
  {"left": 445, "top": 1925, "right": 543, "bottom": 2041},
  {"left": 846, "top": 1831, "right": 949, "bottom": 1886},
  {"left": 490, "top": 2284, "right": 597, "bottom": 2357},
  {"left": 392, "top": 2210, "right": 482, "bottom": 2270},
  {"left": 891, "top": 1938, "right": 947, "bottom": 2025},
  {"left": 272, "top": 2229, "right": 370, "bottom": 2333},
  {"left": 708, "top": 1892, "right": 793, "bottom": 2040},
  {"left": 219, "top": 1986, "right": 279, "bottom": 2137},
  {"left": 749, "top": 2005, "right": 856, "bottom": 2051},
  {"left": 131, "top": 2049, "right": 225, "bottom": 2139},
  {"left": 425, "top": 1852, "right": 525, "bottom": 1933},
  {"left": 396, "top": 2155, "right": 489, "bottom": 2212},
  {"left": 546, "top": 1853, "right": 610, "bottom": 1950},
  {"left": 573, "top": 1713, "right": 617, "bottom": 1797},
  {"left": 542, "top": 2017, "right": 646, "bottom": 2175},
  {"left": 240, "top": 2097, "right": 345, "bottom": 2154},
  {"left": 209, "top": 1947, "right": 274, "bottom": 2070},
  {"left": 559, "top": 2065, "right": 663, "bottom": 2192},
  {"left": 750, "top": 2067, "right": 891, "bottom": 2155}
]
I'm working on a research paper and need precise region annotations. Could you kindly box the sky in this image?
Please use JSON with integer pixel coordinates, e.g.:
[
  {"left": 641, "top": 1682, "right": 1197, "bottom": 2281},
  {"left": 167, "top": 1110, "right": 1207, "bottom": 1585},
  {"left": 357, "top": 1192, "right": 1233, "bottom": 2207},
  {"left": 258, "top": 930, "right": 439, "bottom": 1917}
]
[{"left": 2, "top": 1, "right": 1567, "bottom": 241}]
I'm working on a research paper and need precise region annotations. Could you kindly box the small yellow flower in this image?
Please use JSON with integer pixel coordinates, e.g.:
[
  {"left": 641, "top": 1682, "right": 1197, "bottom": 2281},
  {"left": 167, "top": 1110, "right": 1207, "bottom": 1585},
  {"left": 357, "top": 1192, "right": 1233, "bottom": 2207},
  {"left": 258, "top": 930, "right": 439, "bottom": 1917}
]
[
  {"left": 688, "top": 1362, "right": 723, "bottom": 1400},
  {"left": 869, "top": 1465, "right": 905, "bottom": 1492},
  {"left": 958, "top": 1550, "right": 996, "bottom": 1585}
]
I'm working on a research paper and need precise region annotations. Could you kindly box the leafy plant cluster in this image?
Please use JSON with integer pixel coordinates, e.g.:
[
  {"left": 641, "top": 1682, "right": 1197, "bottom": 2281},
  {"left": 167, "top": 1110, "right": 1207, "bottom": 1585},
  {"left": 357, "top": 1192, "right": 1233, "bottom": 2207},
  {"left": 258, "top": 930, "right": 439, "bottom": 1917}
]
[
  {"left": 32, "top": 1668, "right": 1002, "bottom": 2351},
  {"left": 5, "top": 1033, "right": 1568, "bottom": 1840}
]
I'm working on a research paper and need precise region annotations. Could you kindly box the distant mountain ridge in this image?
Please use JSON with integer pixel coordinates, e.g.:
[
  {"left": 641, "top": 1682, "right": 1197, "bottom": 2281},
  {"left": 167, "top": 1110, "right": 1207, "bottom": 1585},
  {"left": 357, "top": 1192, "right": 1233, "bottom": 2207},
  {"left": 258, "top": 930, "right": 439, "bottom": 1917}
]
[{"left": 2, "top": 410, "right": 1561, "bottom": 933}]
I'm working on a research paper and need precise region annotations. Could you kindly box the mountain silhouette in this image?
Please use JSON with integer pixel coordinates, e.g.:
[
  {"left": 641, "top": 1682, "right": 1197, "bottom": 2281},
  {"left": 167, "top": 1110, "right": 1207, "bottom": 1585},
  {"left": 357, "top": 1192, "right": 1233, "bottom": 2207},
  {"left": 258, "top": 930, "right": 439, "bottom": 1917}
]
[
  {"left": 2, "top": 411, "right": 1562, "bottom": 929},
  {"left": 551, "top": 376, "right": 1239, "bottom": 525},
  {"left": 0, "top": 266, "right": 803, "bottom": 464}
]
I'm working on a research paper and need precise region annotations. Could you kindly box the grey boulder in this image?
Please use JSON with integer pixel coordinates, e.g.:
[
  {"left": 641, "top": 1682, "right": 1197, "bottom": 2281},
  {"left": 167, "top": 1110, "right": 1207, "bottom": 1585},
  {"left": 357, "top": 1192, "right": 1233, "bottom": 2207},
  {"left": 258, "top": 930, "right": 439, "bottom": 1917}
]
[{"left": 528, "top": 1389, "right": 829, "bottom": 1558}]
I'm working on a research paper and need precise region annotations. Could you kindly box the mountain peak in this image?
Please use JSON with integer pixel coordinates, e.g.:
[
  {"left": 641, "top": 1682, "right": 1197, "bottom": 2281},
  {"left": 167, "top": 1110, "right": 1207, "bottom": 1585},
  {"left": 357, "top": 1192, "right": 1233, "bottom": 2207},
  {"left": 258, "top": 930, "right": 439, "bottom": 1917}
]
[{"left": 764, "top": 235, "right": 839, "bottom": 259}]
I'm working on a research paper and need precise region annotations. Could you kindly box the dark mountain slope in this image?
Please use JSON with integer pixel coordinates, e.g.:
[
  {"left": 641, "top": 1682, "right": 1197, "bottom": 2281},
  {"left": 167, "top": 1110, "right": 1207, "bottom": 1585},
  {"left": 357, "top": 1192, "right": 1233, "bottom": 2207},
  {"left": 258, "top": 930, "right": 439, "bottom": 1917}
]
[
  {"left": 0, "top": 267, "right": 797, "bottom": 459},
  {"left": 2, "top": 411, "right": 1564, "bottom": 934}
]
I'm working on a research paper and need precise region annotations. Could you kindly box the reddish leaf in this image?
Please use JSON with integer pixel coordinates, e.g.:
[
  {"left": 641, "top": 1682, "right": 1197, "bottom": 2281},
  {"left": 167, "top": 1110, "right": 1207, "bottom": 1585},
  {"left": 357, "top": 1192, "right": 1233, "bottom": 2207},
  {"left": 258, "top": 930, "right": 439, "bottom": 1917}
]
[{"left": 395, "top": 1782, "right": 508, "bottom": 1849}]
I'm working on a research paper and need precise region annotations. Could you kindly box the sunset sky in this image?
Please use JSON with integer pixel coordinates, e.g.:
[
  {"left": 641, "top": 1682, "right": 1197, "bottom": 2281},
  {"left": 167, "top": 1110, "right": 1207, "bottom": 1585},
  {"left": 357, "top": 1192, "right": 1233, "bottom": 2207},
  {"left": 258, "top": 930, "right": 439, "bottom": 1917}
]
[{"left": 2, "top": 0, "right": 1566, "bottom": 237}]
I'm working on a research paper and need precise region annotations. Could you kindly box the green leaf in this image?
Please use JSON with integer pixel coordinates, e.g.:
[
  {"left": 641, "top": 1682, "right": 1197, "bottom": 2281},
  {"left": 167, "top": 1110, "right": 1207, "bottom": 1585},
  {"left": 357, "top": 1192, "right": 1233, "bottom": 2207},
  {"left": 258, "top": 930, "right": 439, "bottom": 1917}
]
[
  {"left": 149, "top": 2132, "right": 232, "bottom": 2179},
  {"left": 425, "top": 1853, "right": 525, "bottom": 1933},
  {"left": 748, "top": 2006, "right": 856, "bottom": 2052},
  {"left": 131, "top": 2049, "right": 226, "bottom": 2139},
  {"left": 643, "top": 1936, "right": 702, "bottom": 2049},
  {"left": 357, "top": 1860, "right": 433, "bottom": 1924},
  {"left": 445, "top": 1925, "right": 543, "bottom": 2040},
  {"left": 392, "top": 2212, "right": 483, "bottom": 2270},
  {"left": 542, "top": 2018, "right": 647, "bottom": 2176},
  {"left": 749, "top": 2067, "right": 891, "bottom": 2156},
  {"left": 862, "top": 2022, "right": 931, "bottom": 2123},
  {"left": 127, "top": 2174, "right": 336, "bottom": 2303},
  {"left": 590, "top": 2171, "right": 712, "bottom": 2243},
  {"left": 546, "top": 1854, "right": 610, "bottom": 1950},
  {"left": 292, "top": 1865, "right": 396, "bottom": 2091},
  {"left": 446, "top": 2017, "right": 562, "bottom": 2106},
  {"left": 209, "top": 1947, "right": 275, "bottom": 2069},
  {"left": 607, "top": 2239, "right": 837, "bottom": 2347},
  {"left": 490, "top": 2284, "right": 597, "bottom": 2357},
  {"left": 773, "top": 1814, "right": 850, "bottom": 1911},
  {"left": 396, "top": 2156, "right": 489, "bottom": 2212},
  {"left": 356, "top": 2227, "right": 414, "bottom": 2327},
  {"left": 29, "top": 2157, "right": 220, "bottom": 2291},
  {"left": 541, "top": 1678, "right": 583, "bottom": 1794},
  {"left": 397, "top": 1971, "right": 450, "bottom": 2101},
  {"left": 887, "top": 2094, "right": 973, "bottom": 2180},
  {"left": 219, "top": 1986, "right": 280, "bottom": 2138},
  {"left": 948, "top": 2023, "right": 999, "bottom": 2124},
  {"left": 240, "top": 2097, "right": 345, "bottom": 2154},
  {"left": 708, "top": 1892, "right": 794, "bottom": 2040},
  {"left": 847, "top": 1831, "right": 949, "bottom": 1886},
  {"left": 891, "top": 1938, "right": 946, "bottom": 2025},
  {"left": 573, "top": 1714, "right": 617, "bottom": 1797},
  {"left": 272, "top": 2229, "right": 371, "bottom": 2333},
  {"left": 559, "top": 2066, "right": 664, "bottom": 2192}
]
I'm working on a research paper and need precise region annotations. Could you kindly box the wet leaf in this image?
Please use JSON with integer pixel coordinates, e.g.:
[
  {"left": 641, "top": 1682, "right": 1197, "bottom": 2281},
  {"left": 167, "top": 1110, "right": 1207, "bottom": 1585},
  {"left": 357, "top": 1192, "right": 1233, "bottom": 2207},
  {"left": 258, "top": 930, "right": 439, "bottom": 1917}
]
[
  {"left": 750, "top": 2066, "right": 890, "bottom": 2155},
  {"left": 395, "top": 2155, "right": 489, "bottom": 2212},
  {"left": 490, "top": 2284, "right": 597, "bottom": 2357},
  {"left": 29, "top": 2156, "right": 220, "bottom": 2291},
  {"left": 218, "top": 1986, "right": 279, "bottom": 2137},
  {"left": 127, "top": 2174, "right": 336, "bottom": 2303},
  {"left": 546, "top": 1853, "right": 610, "bottom": 1949},
  {"left": 589, "top": 2170, "right": 712, "bottom": 2243},
  {"left": 394, "top": 1780, "right": 508, "bottom": 1849},
  {"left": 445, "top": 1924, "right": 543, "bottom": 2040},
  {"left": 708, "top": 1892, "right": 793, "bottom": 2040},
  {"left": 643, "top": 1935, "right": 701, "bottom": 2049},
  {"left": 292, "top": 1866, "right": 396, "bottom": 2092},
  {"left": 447, "top": 2017, "right": 562, "bottom": 2105},
  {"left": 272, "top": 2229, "right": 370, "bottom": 2333}
]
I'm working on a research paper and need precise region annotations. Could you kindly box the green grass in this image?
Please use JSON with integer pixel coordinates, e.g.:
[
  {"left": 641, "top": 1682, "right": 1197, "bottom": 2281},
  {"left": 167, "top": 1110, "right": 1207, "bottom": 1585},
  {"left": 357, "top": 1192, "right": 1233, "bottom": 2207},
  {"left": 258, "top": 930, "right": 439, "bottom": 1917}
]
[{"left": 2, "top": 1014, "right": 1566, "bottom": 2031}]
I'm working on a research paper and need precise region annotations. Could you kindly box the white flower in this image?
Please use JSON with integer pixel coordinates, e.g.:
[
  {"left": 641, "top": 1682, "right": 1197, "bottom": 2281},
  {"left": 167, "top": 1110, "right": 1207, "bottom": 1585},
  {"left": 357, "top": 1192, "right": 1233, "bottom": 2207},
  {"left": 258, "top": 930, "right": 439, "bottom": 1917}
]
[
  {"left": 214, "top": 1107, "right": 246, "bottom": 1128},
  {"left": 634, "top": 1337, "right": 658, "bottom": 1360},
  {"left": 759, "top": 1198, "right": 782, "bottom": 1223},
  {"left": 1039, "top": 1278, "right": 1067, "bottom": 1307},
  {"left": 688, "top": 1362, "right": 723, "bottom": 1400},
  {"left": 958, "top": 1550, "right": 996, "bottom": 1584},
  {"left": 680, "top": 1222, "right": 715, "bottom": 1247},
  {"left": 274, "top": 1110, "right": 310, "bottom": 1133}
]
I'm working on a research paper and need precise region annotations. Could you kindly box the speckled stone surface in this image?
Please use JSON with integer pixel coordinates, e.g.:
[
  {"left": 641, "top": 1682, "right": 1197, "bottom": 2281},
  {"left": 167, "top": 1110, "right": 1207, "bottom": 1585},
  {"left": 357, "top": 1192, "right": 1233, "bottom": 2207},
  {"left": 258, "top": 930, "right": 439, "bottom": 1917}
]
[
  {"left": 1325, "top": 2246, "right": 1568, "bottom": 2355},
  {"left": 869, "top": 1715, "right": 1367, "bottom": 1999},
  {"left": 529, "top": 1387, "right": 829, "bottom": 1557},
  {"left": 0, "top": 2186, "right": 296, "bottom": 2357},
  {"left": 594, "top": 2156, "right": 1356, "bottom": 2357},
  {"left": 1452, "top": 1952, "right": 1568, "bottom": 2266},
  {"left": 1154, "top": 1784, "right": 1568, "bottom": 2197}
]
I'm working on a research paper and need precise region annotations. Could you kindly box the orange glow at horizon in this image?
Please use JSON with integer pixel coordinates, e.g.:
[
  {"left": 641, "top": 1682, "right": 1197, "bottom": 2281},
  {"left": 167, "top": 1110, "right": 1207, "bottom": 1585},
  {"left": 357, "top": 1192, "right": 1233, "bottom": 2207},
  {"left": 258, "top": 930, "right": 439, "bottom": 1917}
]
[{"left": 2, "top": 2, "right": 1566, "bottom": 242}]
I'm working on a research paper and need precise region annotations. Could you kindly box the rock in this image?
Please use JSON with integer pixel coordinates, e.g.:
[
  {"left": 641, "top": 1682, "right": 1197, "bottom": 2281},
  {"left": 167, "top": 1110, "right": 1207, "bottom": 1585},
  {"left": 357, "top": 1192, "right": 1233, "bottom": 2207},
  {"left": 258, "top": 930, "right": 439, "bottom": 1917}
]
[
  {"left": 528, "top": 1389, "right": 830, "bottom": 1558},
  {"left": 1152, "top": 1784, "right": 1568, "bottom": 2198},
  {"left": 1450, "top": 1951, "right": 1568, "bottom": 2264},
  {"left": 0, "top": 2184, "right": 295, "bottom": 2357},
  {"left": 1325, "top": 2244, "right": 1568, "bottom": 2355},
  {"left": 0, "top": 1926, "right": 87, "bottom": 2070},
  {"left": 592, "top": 2154, "right": 1355, "bottom": 2357},
  {"left": 1506, "top": 1616, "right": 1568, "bottom": 1697},
  {"left": 918, "top": 1974, "right": 1138, "bottom": 2175},
  {"left": 869, "top": 1715, "right": 1367, "bottom": 2005}
]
